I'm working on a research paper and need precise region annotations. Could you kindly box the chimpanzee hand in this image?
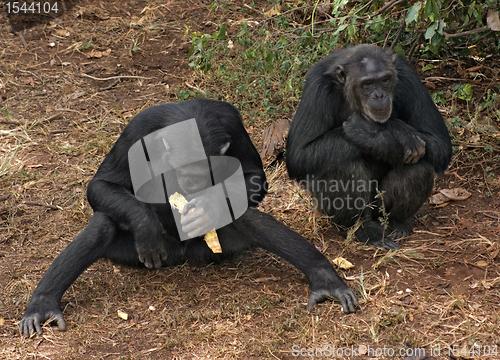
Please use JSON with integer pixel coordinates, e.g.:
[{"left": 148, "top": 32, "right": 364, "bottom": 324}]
[
  {"left": 307, "top": 268, "right": 358, "bottom": 313},
  {"left": 134, "top": 217, "right": 168, "bottom": 269},
  {"left": 402, "top": 133, "right": 426, "bottom": 164},
  {"left": 20, "top": 295, "right": 66, "bottom": 337},
  {"left": 180, "top": 194, "right": 220, "bottom": 238}
]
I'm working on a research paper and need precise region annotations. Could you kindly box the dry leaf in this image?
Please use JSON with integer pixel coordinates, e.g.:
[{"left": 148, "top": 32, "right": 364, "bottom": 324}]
[
  {"left": 487, "top": 9, "right": 500, "bottom": 31},
  {"left": 87, "top": 49, "right": 112, "bottom": 59},
  {"left": 55, "top": 29, "right": 70, "bottom": 37},
  {"left": 476, "top": 260, "right": 488, "bottom": 267},
  {"left": 261, "top": 119, "right": 290, "bottom": 163},
  {"left": 466, "top": 65, "right": 483, "bottom": 72},
  {"left": 429, "top": 192, "right": 450, "bottom": 205},
  {"left": 264, "top": 5, "right": 281, "bottom": 17},
  {"left": 332, "top": 257, "right": 355, "bottom": 270},
  {"left": 439, "top": 188, "right": 471, "bottom": 201},
  {"left": 489, "top": 243, "right": 499, "bottom": 260}
]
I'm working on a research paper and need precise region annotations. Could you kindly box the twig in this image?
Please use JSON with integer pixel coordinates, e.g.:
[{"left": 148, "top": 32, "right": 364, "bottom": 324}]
[
  {"left": 23, "top": 201, "right": 63, "bottom": 210},
  {"left": 185, "top": 82, "right": 206, "bottom": 95},
  {"left": 424, "top": 76, "right": 467, "bottom": 81},
  {"left": 50, "top": 130, "right": 68, "bottom": 134},
  {"left": 444, "top": 26, "right": 489, "bottom": 39},
  {"left": 0, "top": 120, "right": 21, "bottom": 125},
  {"left": 353, "top": 0, "right": 374, "bottom": 16},
  {"left": 478, "top": 211, "right": 500, "bottom": 221},
  {"left": 374, "top": 0, "right": 405, "bottom": 16},
  {"left": 44, "top": 113, "right": 63, "bottom": 122},
  {"left": 390, "top": 11, "right": 407, "bottom": 51},
  {"left": 83, "top": 67, "right": 103, "bottom": 75},
  {"left": 473, "top": 30, "right": 494, "bottom": 45},
  {"left": 99, "top": 79, "right": 120, "bottom": 92},
  {"left": 80, "top": 73, "right": 151, "bottom": 81},
  {"left": 129, "top": 40, "right": 134, "bottom": 57},
  {"left": 0, "top": 194, "right": 11, "bottom": 201}
]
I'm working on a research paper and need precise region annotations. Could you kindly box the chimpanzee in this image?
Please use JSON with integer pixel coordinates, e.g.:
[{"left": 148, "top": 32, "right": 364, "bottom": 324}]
[
  {"left": 286, "top": 45, "right": 452, "bottom": 249},
  {"left": 20, "top": 99, "right": 358, "bottom": 337}
]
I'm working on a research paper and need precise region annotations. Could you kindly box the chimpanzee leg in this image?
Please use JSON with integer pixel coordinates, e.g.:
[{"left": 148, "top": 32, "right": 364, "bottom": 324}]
[
  {"left": 219, "top": 208, "right": 358, "bottom": 313},
  {"left": 314, "top": 161, "right": 375, "bottom": 227},
  {"left": 20, "top": 212, "right": 119, "bottom": 337},
  {"left": 313, "top": 161, "right": 401, "bottom": 250},
  {"left": 379, "top": 162, "right": 435, "bottom": 239}
]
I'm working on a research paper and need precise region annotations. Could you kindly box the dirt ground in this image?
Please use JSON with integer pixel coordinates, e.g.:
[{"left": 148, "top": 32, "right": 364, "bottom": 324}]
[{"left": 1, "top": 1, "right": 499, "bottom": 359}]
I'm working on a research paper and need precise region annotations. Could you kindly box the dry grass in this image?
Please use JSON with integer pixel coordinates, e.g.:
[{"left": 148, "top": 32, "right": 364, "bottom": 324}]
[{"left": 0, "top": 1, "right": 499, "bottom": 359}]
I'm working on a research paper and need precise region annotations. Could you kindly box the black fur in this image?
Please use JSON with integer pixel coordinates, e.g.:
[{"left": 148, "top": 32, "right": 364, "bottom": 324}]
[
  {"left": 20, "top": 99, "right": 358, "bottom": 337},
  {"left": 286, "top": 45, "right": 452, "bottom": 249}
]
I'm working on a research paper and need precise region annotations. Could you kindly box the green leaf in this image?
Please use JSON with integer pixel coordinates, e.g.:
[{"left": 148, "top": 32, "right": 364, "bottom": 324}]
[
  {"left": 405, "top": 3, "right": 422, "bottom": 24},
  {"left": 347, "top": 24, "right": 356, "bottom": 38},
  {"left": 217, "top": 23, "right": 226, "bottom": 40},
  {"left": 425, "top": 23, "right": 437, "bottom": 40},
  {"left": 422, "top": 64, "right": 434, "bottom": 72}
]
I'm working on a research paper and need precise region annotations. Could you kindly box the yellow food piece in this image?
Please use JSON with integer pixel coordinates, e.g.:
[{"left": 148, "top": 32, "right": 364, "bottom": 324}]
[
  {"left": 169, "top": 192, "right": 222, "bottom": 253},
  {"left": 117, "top": 310, "right": 128, "bottom": 320},
  {"left": 332, "top": 257, "right": 355, "bottom": 270}
]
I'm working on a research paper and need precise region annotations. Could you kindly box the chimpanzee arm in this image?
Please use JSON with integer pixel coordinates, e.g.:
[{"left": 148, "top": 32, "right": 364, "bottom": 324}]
[
  {"left": 87, "top": 179, "right": 168, "bottom": 269},
  {"left": 20, "top": 213, "right": 116, "bottom": 337},
  {"left": 218, "top": 105, "right": 267, "bottom": 206},
  {"left": 286, "top": 61, "right": 362, "bottom": 179},
  {"left": 220, "top": 209, "right": 358, "bottom": 312},
  {"left": 393, "top": 58, "right": 453, "bottom": 174},
  {"left": 342, "top": 115, "right": 428, "bottom": 167}
]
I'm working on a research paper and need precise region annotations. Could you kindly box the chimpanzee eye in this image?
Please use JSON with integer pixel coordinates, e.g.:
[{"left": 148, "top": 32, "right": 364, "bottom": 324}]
[{"left": 362, "top": 82, "right": 372, "bottom": 91}]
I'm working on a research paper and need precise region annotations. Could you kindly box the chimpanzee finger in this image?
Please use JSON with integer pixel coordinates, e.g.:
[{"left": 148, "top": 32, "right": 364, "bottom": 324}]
[
  {"left": 139, "top": 254, "right": 154, "bottom": 269},
  {"left": 152, "top": 253, "right": 162, "bottom": 269},
  {"left": 22, "top": 317, "right": 41, "bottom": 337},
  {"left": 306, "top": 292, "right": 331, "bottom": 310},
  {"left": 404, "top": 148, "right": 413, "bottom": 163},
  {"left": 52, "top": 313, "right": 67, "bottom": 331},
  {"left": 182, "top": 199, "right": 198, "bottom": 215},
  {"left": 183, "top": 218, "right": 210, "bottom": 238},
  {"left": 180, "top": 208, "right": 203, "bottom": 226}
]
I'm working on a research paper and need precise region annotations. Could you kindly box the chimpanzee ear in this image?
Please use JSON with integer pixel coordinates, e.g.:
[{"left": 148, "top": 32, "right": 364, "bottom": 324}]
[
  {"left": 219, "top": 142, "right": 230, "bottom": 155},
  {"left": 391, "top": 54, "right": 398, "bottom": 65},
  {"left": 162, "top": 138, "right": 170, "bottom": 152},
  {"left": 335, "top": 65, "right": 346, "bottom": 84}
]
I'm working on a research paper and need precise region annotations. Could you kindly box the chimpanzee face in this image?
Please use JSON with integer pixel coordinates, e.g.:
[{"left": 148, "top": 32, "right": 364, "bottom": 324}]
[
  {"left": 355, "top": 57, "right": 395, "bottom": 123},
  {"left": 175, "top": 160, "right": 211, "bottom": 194}
]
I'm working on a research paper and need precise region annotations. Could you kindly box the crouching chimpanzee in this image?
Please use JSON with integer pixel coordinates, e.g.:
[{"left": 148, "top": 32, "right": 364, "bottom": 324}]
[
  {"left": 20, "top": 99, "right": 358, "bottom": 337},
  {"left": 286, "top": 45, "right": 452, "bottom": 250}
]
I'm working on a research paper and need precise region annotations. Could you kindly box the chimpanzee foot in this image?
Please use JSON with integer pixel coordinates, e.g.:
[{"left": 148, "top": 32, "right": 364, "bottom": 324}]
[
  {"left": 387, "top": 220, "right": 413, "bottom": 242},
  {"left": 20, "top": 297, "right": 66, "bottom": 337},
  {"left": 366, "top": 237, "right": 401, "bottom": 250},
  {"left": 354, "top": 220, "right": 401, "bottom": 250}
]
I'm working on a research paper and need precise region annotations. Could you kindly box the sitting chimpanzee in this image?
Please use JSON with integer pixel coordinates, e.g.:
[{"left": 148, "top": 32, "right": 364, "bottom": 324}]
[
  {"left": 286, "top": 45, "right": 452, "bottom": 249},
  {"left": 20, "top": 99, "right": 358, "bottom": 337}
]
